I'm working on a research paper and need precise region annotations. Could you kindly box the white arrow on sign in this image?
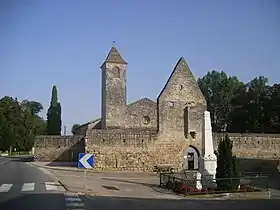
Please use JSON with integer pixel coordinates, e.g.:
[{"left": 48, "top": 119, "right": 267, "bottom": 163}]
[{"left": 79, "top": 154, "right": 92, "bottom": 168}]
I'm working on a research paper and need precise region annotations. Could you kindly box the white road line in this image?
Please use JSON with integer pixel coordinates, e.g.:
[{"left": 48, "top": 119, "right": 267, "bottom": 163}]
[
  {"left": 21, "top": 183, "right": 35, "bottom": 192},
  {"left": 66, "top": 209, "right": 86, "bottom": 210},
  {"left": 0, "top": 160, "right": 9, "bottom": 165},
  {"left": 45, "top": 182, "right": 59, "bottom": 191},
  {"left": 66, "top": 202, "right": 85, "bottom": 207},
  {"left": 64, "top": 192, "right": 78, "bottom": 197},
  {"left": 38, "top": 167, "right": 54, "bottom": 176},
  {"left": 64, "top": 192, "right": 86, "bottom": 210},
  {"left": 65, "top": 197, "right": 82, "bottom": 202},
  {"left": 0, "top": 184, "right": 13, "bottom": 192}
]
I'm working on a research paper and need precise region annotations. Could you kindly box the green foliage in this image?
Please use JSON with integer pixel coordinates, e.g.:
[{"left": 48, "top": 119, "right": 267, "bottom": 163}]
[
  {"left": 51, "top": 85, "right": 58, "bottom": 104},
  {"left": 0, "top": 96, "right": 46, "bottom": 152},
  {"left": 198, "top": 71, "right": 244, "bottom": 132},
  {"left": 71, "top": 124, "right": 80, "bottom": 135},
  {"left": 198, "top": 71, "right": 280, "bottom": 133},
  {"left": 216, "top": 134, "right": 239, "bottom": 191},
  {"left": 46, "top": 85, "right": 62, "bottom": 135}
]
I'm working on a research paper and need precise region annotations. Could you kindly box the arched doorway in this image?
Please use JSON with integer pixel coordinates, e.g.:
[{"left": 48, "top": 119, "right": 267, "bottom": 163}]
[{"left": 183, "top": 146, "right": 200, "bottom": 170}]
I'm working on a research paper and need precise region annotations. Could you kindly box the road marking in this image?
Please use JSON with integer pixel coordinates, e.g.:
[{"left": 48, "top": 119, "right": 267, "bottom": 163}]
[
  {"left": 38, "top": 167, "right": 54, "bottom": 177},
  {"left": 0, "top": 184, "right": 13, "bottom": 192},
  {"left": 64, "top": 192, "right": 86, "bottom": 210},
  {"left": 0, "top": 160, "right": 9, "bottom": 165},
  {"left": 66, "top": 202, "right": 85, "bottom": 207},
  {"left": 45, "top": 182, "right": 59, "bottom": 191},
  {"left": 0, "top": 182, "right": 65, "bottom": 193},
  {"left": 66, "top": 209, "right": 86, "bottom": 210},
  {"left": 21, "top": 183, "right": 35, "bottom": 191},
  {"left": 64, "top": 192, "right": 78, "bottom": 197},
  {"left": 65, "top": 197, "right": 82, "bottom": 202}
]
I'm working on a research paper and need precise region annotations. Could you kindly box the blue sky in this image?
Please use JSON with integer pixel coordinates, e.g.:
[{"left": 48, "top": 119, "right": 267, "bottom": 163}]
[{"left": 1, "top": 0, "right": 279, "bottom": 134}]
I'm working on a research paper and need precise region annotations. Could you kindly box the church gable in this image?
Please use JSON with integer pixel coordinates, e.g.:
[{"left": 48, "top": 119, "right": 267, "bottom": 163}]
[
  {"left": 157, "top": 57, "right": 206, "bottom": 106},
  {"left": 127, "top": 97, "right": 156, "bottom": 109}
]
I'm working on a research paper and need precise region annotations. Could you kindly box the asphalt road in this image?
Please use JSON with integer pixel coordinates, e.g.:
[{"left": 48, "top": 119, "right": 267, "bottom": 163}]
[
  {"left": 1, "top": 157, "right": 280, "bottom": 210},
  {"left": 83, "top": 195, "right": 280, "bottom": 210},
  {"left": 0, "top": 156, "right": 79, "bottom": 210}
]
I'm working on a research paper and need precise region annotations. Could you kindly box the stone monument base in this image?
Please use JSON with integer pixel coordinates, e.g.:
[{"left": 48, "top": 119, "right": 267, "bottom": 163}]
[{"left": 199, "top": 155, "right": 217, "bottom": 179}]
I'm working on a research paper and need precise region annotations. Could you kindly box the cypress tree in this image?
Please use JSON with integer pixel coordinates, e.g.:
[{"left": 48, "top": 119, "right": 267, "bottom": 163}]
[
  {"left": 216, "top": 133, "right": 239, "bottom": 191},
  {"left": 46, "top": 85, "right": 62, "bottom": 135}
]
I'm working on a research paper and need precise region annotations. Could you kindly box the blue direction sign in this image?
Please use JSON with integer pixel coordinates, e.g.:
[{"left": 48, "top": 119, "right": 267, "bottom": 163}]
[{"left": 78, "top": 153, "right": 94, "bottom": 169}]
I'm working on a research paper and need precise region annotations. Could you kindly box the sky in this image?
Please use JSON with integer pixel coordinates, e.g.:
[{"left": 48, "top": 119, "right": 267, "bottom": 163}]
[{"left": 1, "top": 0, "right": 280, "bottom": 134}]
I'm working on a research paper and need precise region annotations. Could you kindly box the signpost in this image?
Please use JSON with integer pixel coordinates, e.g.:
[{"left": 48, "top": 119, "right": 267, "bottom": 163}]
[{"left": 78, "top": 153, "right": 94, "bottom": 189}]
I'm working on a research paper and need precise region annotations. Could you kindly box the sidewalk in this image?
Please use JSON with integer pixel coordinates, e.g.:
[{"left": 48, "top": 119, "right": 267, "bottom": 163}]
[
  {"left": 30, "top": 162, "right": 273, "bottom": 200},
  {"left": 30, "top": 161, "right": 182, "bottom": 199},
  {"left": 31, "top": 161, "right": 81, "bottom": 171}
]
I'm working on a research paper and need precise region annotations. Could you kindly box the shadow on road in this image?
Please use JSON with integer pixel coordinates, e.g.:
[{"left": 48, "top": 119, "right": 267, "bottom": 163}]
[
  {"left": 1, "top": 193, "right": 280, "bottom": 210},
  {"left": 0, "top": 193, "right": 65, "bottom": 210},
  {"left": 6, "top": 155, "right": 35, "bottom": 162},
  {"left": 46, "top": 161, "right": 77, "bottom": 167}
]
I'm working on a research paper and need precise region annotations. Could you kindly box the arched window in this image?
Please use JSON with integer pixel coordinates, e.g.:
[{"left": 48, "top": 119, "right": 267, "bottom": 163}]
[{"left": 112, "top": 66, "right": 121, "bottom": 78}]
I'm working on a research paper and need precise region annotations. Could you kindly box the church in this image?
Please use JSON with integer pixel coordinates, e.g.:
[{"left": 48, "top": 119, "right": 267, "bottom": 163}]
[{"left": 74, "top": 45, "right": 215, "bottom": 172}]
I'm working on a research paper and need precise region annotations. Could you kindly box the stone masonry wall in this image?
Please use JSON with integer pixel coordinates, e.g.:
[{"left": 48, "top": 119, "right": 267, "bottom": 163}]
[
  {"left": 85, "top": 128, "right": 201, "bottom": 171},
  {"left": 34, "top": 133, "right": 280, "bottom": 168},
  {"left": 101, "top": 62, "right": 127, "bottom": 129},
  {"left": 213, "top": 133, "right": 280, "bottom": 159},
  {"left": 85, "top": 131, "right": 280, "bottom": 171},
  {"left": 125, "top": 98, "right": 157, "bottom": 129},
  {"left": 34, "top": 135, "right": 84, "bottom": 162}
]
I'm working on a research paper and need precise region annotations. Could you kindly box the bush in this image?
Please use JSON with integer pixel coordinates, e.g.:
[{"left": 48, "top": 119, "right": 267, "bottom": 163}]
[{"left": 216, "top": 133, "right": 240, "bottom": 191}]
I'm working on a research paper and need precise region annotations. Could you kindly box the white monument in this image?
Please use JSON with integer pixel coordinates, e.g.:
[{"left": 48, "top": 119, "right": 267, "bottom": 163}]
[{"left": 199, "top": 111, "right": 217, "bottom": 180}]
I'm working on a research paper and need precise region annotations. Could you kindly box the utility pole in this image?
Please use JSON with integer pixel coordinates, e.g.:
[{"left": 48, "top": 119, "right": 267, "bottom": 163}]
[{"left": 64, "top": 125, "right": 66, "bottom": 136}]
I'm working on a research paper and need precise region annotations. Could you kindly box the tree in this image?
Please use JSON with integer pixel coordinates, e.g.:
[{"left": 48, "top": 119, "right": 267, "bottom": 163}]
[
  {"left": 198, "top": 71, "right": 244, "bottom": 132},
  {"left": 46, "top": 85, "right": 62, "bottom": 135},
  {"left": 229, "top": 76, "right": 270, "bottom": 133},
  {"left": 216, "top": 134, "right": 239, "bottom": 191},
  {"left": 266, "top": 84, "right": 280, "bottom": 133},
  {"left": 198, "top": 70, "right": 280, "bottom": 134},
  {"left": 0, "top": 96, "right": 46, "bottom": 152},
  {"left": 71, "top": 124, "right": 80, "bottom": 135}
]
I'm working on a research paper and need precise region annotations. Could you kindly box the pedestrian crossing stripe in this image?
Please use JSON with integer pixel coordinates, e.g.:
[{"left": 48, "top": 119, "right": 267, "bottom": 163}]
[
  {"left": 0, "top": 184, "right": 13, "bottom": 193},
  {"left": 0, "top": 182, "right": 65, "bottom": 193},
  {"left": 21, "top": 183, "right": 35, "bottom": 192},
  {"left": 64, "top": 192, "right": 87, "bottom": 210}
]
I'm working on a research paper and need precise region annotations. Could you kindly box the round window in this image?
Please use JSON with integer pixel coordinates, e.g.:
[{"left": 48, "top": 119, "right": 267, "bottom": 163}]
[
  {"left": 168, "top": 101, "right": 174, "bottom": 108},
  {"left": 142, "top": 116, "right": 150, "bottom": 125}
]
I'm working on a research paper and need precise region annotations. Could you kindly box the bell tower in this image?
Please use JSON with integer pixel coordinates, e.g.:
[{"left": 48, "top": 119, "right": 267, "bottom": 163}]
[{"left": 100, "top": 45, "right": 127, "bottom": 129}]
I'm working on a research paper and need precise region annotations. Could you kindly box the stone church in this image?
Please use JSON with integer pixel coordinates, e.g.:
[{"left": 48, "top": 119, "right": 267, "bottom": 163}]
[{"left": 74, "top": 46, "right": 209, "bottom": 171}]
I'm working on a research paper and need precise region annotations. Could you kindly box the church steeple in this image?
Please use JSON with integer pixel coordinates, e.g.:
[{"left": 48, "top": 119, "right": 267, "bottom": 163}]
[
  {"left": 102, "top": 44, "right": 127, "bottom": 65},
  {"left": 100, "top": 44, "right": 127, "bottom": 129}
]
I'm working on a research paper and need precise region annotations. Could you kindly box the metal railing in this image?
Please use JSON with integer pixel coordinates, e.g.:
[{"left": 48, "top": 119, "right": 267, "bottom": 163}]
[{"left": 159, "top": 171, "right": 270, "bottom": 197}]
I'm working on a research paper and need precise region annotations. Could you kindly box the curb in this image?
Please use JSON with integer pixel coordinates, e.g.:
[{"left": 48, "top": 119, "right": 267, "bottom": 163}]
[
  {"left": 30, "top": 162, "right": 81, "bottom": 172},
  {"left": 57, "top": 180, "right": 101, "bottom": 196},
  {"left": 28, "top": 162, "right": 68, "bottom": 192},
  {"left": 29, "top": 162, "right": 158, "bottom": 175},
  {"left": 29, "top": 162, "right": 101, "bottom": 194}
]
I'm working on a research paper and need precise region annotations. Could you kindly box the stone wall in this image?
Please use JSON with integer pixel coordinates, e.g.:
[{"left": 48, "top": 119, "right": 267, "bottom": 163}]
[
  {"left": 213, "top": 133, "right": 280, "bottom": 159},
  {"left": 85, "top": 128, "right": 193, "bottom": 171},
  {"left": 34, "top": 133, "right": 280, "bottom": 169},
  {"left": 125, "top": 98, "right": 157, "bottom": 129},
  {"left": 157, "top": 58, "right": 206, "bottom": 139},
  {"left": 34, "top": 135, "right": 85, "bottom": 162},
  {"left": 85, "top": 131, "right": 280, "bottom": 171},
  {"left": 101, "top": 62, "right": 127, "bottom": 129}
]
